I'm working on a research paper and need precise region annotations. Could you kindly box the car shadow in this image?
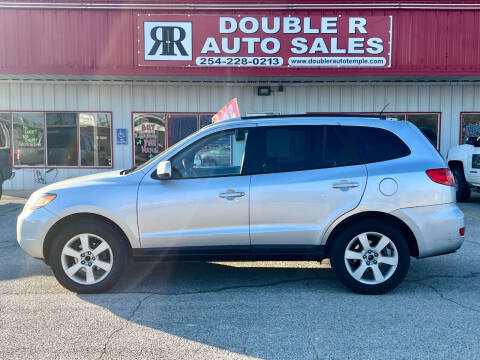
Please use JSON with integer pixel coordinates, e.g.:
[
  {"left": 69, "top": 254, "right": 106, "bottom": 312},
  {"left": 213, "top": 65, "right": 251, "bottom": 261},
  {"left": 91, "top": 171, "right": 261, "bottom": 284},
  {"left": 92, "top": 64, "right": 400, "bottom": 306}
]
[
  {"left": 76, "top": 260, "right": 347, "bottom": 358},
  {"left": 113, "top": 260, "right": 337, "bottom": 294}
]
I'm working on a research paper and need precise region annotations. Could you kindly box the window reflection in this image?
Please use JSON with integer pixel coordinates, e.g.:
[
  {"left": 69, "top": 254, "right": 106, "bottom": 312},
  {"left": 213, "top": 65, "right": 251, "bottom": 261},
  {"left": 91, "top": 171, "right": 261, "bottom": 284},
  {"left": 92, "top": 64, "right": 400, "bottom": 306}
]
[
  {"left": 12, "top": 113, "right": 45, "bottom": 166},
  {"left": 79, "top": 113, "right": 112, "bottom": 167},
  {"left": 46, "top": 113, "right": 77, "bottom": 166}
]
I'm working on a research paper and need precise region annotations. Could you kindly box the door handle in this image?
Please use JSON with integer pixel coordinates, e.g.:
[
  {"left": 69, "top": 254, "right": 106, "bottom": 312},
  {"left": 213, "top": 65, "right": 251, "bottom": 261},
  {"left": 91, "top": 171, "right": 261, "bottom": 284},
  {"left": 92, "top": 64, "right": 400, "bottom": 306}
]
[
  {"left": 219, "top": 190, "right": 245, "bottom": 199},
  {"left": 332, "top": 181, "right": 360, "bottom": 190}
]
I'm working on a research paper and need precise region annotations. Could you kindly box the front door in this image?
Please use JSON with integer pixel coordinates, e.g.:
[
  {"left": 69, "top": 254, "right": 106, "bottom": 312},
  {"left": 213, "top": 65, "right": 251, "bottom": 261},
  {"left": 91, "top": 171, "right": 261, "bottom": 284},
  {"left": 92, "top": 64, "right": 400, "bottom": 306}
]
[
  {"left": 137, "top": 128, "right": 252, "bottom": 248},
  {"left": 249, "top": 125, "right": 367, "bottom": 246}
]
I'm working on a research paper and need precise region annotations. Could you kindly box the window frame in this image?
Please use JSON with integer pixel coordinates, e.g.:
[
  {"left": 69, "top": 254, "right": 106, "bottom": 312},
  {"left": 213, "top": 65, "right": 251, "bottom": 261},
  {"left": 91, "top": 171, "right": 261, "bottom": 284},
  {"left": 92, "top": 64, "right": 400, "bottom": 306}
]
[
  {"left": 306, "top": 111, "right": 442, "bottom": 150},
  {"left": 459, "top": 112, "right": 480, "bottom": 144},
  {"left": 131, "top": 112, "right": 214, "bottom": 167},
  {"left": 4, "top": 110, "right": 113, "bottom": 169}
]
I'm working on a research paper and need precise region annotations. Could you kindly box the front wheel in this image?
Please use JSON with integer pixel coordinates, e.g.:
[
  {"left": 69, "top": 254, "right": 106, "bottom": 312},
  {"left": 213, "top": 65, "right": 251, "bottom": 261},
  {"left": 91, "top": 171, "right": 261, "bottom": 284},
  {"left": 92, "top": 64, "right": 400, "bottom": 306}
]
[
  {"left": 330, "top": 220, "right": 410, "bottom": 294},
  {"left": 49, "top": 219, "right": 129, "bottom": 293}
]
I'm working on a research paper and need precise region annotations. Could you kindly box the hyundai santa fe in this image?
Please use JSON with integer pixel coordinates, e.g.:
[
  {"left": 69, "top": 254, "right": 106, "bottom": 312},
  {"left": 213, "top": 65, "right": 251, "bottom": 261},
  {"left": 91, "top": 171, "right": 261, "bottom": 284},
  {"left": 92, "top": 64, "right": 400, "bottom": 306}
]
[{"left": 17, "top": 115, "right": 465, "bottom": 294}]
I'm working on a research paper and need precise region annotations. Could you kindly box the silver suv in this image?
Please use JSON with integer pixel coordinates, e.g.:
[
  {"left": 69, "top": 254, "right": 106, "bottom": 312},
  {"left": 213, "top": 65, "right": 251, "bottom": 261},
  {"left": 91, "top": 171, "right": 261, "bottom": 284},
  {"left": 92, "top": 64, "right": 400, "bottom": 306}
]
[{"left": 17, "top": 115, "right": 465, "bottom": 294}]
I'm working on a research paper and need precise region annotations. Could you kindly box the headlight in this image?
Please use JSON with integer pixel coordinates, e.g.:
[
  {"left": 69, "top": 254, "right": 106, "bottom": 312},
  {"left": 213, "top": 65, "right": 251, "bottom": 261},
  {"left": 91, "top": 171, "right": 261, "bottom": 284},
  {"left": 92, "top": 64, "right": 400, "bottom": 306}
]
[{"left": 24, "top": 193, "right": 57, "bottom": 212}]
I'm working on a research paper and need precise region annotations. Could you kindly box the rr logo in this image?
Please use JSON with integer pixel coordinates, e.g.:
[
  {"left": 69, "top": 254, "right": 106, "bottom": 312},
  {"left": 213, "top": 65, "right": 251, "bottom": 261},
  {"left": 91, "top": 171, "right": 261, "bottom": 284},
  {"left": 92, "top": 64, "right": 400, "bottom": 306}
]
[{"left": 144, "top": 22, "right": 192, "bottom": 61}]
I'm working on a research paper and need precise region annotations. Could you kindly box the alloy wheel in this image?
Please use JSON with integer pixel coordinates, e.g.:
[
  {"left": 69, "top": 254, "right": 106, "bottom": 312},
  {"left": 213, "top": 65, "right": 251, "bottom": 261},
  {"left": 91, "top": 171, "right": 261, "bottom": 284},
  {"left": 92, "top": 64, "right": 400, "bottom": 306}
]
[
  {"left": 344, "top": 232, "right": 398, "bottom": 285},
  {"left": 60, "top": 233, "right": 113, "bottom": 285}
]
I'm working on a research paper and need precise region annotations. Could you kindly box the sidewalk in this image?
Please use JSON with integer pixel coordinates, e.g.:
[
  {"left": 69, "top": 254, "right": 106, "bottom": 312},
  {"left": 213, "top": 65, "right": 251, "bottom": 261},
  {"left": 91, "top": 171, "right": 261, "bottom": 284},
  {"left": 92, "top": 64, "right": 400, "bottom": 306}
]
[{"left": 2, "top": 190, "right": 35, "bottom": 199}]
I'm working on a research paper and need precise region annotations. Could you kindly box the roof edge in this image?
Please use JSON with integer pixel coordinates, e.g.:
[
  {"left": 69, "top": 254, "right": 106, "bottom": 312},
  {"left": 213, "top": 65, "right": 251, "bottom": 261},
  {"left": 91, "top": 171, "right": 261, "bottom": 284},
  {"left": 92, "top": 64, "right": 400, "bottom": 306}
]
[{"left": 2, "top": 1, "right": 480, "bottom": 10}]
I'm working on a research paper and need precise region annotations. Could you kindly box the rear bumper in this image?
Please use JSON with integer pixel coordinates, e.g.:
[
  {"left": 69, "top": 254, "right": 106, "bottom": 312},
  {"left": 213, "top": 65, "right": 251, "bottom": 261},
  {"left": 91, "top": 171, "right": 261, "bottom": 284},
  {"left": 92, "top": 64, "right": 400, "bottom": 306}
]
[{"left": 392, "top": 203, "right": 465, "bottom": 258}]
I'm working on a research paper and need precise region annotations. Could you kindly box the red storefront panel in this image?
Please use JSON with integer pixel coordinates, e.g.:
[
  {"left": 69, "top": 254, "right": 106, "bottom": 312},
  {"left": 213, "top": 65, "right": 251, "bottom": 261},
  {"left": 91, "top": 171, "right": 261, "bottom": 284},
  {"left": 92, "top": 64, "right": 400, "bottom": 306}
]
[{"left": 0, "top": 1, "right": 480, "bottom": 78}]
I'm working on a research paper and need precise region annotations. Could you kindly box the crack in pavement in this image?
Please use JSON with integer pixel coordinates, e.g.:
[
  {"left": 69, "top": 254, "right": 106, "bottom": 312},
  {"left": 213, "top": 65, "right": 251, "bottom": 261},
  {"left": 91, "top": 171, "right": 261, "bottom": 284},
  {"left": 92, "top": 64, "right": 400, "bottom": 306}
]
[
  {"left": 102, "top": 276, "right": 325, "bottom": 297},
  {"left": 413, "top": 280, "right": 480, "bottom": 314},
  {"left": 97, "top": 293, "right": 155, "bottom": 360},
  {"left": 406, "top": 271, "right": 480, "bottom": 282},
  {"left": 308, "top": 337, "right": 321, "bottom": 360},
  {"left": 1, "top": 271, "right": 479, "bottom": 296},
  {"left": 0, "top": 276, "right": 328, "bottom": 296},
  {"left": 94, "top": 276, "right": 325, "bottom": 359}
]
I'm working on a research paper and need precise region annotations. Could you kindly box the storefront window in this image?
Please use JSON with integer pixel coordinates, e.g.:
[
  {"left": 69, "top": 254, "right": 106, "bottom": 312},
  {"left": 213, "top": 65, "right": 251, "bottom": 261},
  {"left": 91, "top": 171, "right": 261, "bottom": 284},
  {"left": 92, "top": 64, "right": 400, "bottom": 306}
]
[
  {"left": 0, "top": 113, "right": 10, "bottom": 150},
  {"left": 200, "top": 114, "right": 214, "bottom": 128},
  {"left": 133, "top": 113, "right": 166, "bottom": 166},
  {"left": 167, "top": 114, "right": 198, "bottom": 146},
  {"left": 133, "top": 112, "right": 214, "bottom": 166},
  {"left": 79, "top": 113, "right": 112, "bottom": 167},
  {"left": 461, "top": 113, "right": 480, "bottom": 143},
  {"left": 46, "top": 113, "right": 77, "bottom": 166},
  {"left": 12, "top": 112, "right": 45, "bottom": 166},
  {"left": 407, "top": 114, "right": 439, "bottom": 148},
  {"left": 384, "top": 113, "right": 406, "bottom": 121}
]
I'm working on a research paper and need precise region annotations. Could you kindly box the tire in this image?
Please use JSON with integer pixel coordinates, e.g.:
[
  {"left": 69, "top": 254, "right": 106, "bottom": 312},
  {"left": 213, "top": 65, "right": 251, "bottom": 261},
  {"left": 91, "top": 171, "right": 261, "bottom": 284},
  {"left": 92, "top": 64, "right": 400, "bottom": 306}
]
[
  {"left": 452, "top": 167, "right": 471, "bottom": 202},
  {"left": 49, "top": 219, "right": 129, "bottom": 293},
  {"left": 0, "top": 175, "right": 3, "bottom": 200},
  {"left": 330, "top": 220, "right": 410, "bottom": 295}
]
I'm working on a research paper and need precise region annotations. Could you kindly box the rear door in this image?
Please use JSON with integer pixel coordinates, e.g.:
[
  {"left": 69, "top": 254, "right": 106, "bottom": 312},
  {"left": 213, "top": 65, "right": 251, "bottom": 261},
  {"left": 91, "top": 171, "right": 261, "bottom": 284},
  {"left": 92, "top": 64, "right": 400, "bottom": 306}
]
[{"left": 249, "top": 125, "right": 367, "bottom": 247}]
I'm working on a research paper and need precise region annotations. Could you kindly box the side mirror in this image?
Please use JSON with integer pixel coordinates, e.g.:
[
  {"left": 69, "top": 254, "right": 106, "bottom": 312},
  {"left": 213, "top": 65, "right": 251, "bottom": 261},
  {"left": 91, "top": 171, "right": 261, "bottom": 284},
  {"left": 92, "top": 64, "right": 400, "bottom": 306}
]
[{"left": 156, "top": 160, "right": 171, "bottom": 179}]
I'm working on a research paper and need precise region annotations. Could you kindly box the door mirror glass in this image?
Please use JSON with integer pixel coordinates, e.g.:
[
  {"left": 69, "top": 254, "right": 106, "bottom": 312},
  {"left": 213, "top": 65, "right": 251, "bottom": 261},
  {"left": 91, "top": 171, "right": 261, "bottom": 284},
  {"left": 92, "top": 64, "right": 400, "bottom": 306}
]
[{"left": 156, "top": 160, "right": 172, "bottom": 179}]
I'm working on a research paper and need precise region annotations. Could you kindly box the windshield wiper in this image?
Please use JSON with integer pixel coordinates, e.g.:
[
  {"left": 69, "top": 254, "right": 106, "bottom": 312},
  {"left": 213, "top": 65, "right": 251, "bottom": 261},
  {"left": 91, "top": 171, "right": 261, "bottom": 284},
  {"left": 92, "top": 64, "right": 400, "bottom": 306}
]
[{"left": 120, "top": 167, "right": 136, "bottom": 175}]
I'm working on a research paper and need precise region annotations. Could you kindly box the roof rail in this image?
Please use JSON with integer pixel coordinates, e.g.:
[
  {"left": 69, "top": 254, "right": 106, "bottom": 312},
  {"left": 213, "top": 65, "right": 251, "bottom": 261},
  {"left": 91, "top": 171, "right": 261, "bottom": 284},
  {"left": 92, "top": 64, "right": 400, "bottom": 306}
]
[{"left": 241, "top": 113, "right": 387, "bottom": 120}]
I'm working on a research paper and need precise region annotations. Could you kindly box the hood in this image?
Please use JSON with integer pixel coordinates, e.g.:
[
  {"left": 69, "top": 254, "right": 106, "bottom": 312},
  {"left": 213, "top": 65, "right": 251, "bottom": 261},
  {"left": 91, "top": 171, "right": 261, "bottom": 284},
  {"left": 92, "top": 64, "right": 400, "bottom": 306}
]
[{"left": 32, "top": 170, "right": 134, "bottom": 195}]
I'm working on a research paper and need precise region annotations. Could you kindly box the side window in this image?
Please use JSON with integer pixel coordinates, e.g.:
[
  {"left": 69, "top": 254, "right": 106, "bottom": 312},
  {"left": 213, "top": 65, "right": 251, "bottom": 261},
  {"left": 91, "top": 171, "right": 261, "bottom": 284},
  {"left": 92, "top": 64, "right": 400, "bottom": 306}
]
[
  {"left": 256, "top": 125, "right": 361, "bottom": 174},
  {"left": 170, "top": 129, "right": 249, "bottom": 179},
  {"left": 342, "top": 126, "right": 411, "bottom": 163}
]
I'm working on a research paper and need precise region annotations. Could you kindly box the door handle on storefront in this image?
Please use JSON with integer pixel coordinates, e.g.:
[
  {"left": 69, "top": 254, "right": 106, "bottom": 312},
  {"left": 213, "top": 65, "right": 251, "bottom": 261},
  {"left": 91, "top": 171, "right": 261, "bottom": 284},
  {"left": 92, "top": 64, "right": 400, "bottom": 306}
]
[
  {"left": 219, "top": 191, "right": 245, "bottom": 199},
  {"left": 332, "top": 181, "right": 360, "bottom": 189}
]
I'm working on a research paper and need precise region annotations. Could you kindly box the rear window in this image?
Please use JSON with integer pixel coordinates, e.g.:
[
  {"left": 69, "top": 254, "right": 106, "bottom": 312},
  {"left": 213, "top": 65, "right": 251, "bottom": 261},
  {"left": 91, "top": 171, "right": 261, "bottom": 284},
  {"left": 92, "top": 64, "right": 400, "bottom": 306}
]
[{"left": 342, "top": 126, "right": 411, "bottom": 163}]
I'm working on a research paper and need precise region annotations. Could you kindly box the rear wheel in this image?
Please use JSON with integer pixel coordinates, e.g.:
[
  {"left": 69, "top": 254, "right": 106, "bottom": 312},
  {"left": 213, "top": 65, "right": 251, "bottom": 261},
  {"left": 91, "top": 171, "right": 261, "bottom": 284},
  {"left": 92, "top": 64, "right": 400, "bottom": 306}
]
[
  {"left": 49, "top": 219, "right": 129, "bottom": 293},
  {"left": 330, "top": 220, "right": 410, "bottom": 294},
  {"left": 452, "top": 167, "right": 470, "bottom": 202}
]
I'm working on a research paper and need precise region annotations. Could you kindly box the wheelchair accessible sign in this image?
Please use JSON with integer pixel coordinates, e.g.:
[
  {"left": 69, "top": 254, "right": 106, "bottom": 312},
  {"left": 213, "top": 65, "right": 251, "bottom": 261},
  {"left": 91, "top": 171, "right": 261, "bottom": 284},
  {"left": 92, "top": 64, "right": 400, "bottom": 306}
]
[{"left": 116, "top": 128, "right": 128, "bottom": 145}]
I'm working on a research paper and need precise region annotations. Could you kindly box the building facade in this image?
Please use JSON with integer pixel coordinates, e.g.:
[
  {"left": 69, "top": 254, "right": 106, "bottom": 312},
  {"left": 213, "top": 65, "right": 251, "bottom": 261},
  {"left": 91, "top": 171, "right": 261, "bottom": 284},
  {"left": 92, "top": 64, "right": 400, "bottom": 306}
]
[{"left": 1, "top": 0, "right": 480, "bottom": 190}]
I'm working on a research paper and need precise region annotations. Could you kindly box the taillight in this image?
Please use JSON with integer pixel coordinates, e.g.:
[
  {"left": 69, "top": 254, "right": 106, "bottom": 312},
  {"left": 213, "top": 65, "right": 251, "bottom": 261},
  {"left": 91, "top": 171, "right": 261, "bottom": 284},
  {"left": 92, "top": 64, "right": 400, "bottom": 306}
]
[
  {"left": 460, "top": 227, "right": 465, "bottom": 236},
  {"left": 9, "top": 151, "right": 13, "bottom": 166},
  {"left": 426, "top": 168, "right": 455, "bottom": 187}
]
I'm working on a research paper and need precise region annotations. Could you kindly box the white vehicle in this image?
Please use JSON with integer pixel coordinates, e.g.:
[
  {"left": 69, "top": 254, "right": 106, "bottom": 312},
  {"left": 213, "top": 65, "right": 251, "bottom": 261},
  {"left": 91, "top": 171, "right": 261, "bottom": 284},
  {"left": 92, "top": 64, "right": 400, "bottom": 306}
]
[{"left": 447, "top": 137, "right": 480, "bottom": 202}]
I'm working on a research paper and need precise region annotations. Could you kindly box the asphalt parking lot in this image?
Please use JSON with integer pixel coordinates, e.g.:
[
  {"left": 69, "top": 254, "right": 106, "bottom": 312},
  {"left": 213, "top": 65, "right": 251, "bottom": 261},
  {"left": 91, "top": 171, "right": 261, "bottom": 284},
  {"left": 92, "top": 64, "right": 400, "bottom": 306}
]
[{"left": 1, "top": 194, "right": 480, "bottom": 360}]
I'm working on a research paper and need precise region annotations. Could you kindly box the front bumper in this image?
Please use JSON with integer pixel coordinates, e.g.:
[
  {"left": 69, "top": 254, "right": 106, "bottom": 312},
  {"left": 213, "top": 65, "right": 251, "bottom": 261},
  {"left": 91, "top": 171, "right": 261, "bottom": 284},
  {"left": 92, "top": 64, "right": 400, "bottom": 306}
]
[
  {"left": 392, "top": 203, "right": 465, "bottom": 258},
  {"left": 17, "top": 207, "right": 58, "bottom": 259}
]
